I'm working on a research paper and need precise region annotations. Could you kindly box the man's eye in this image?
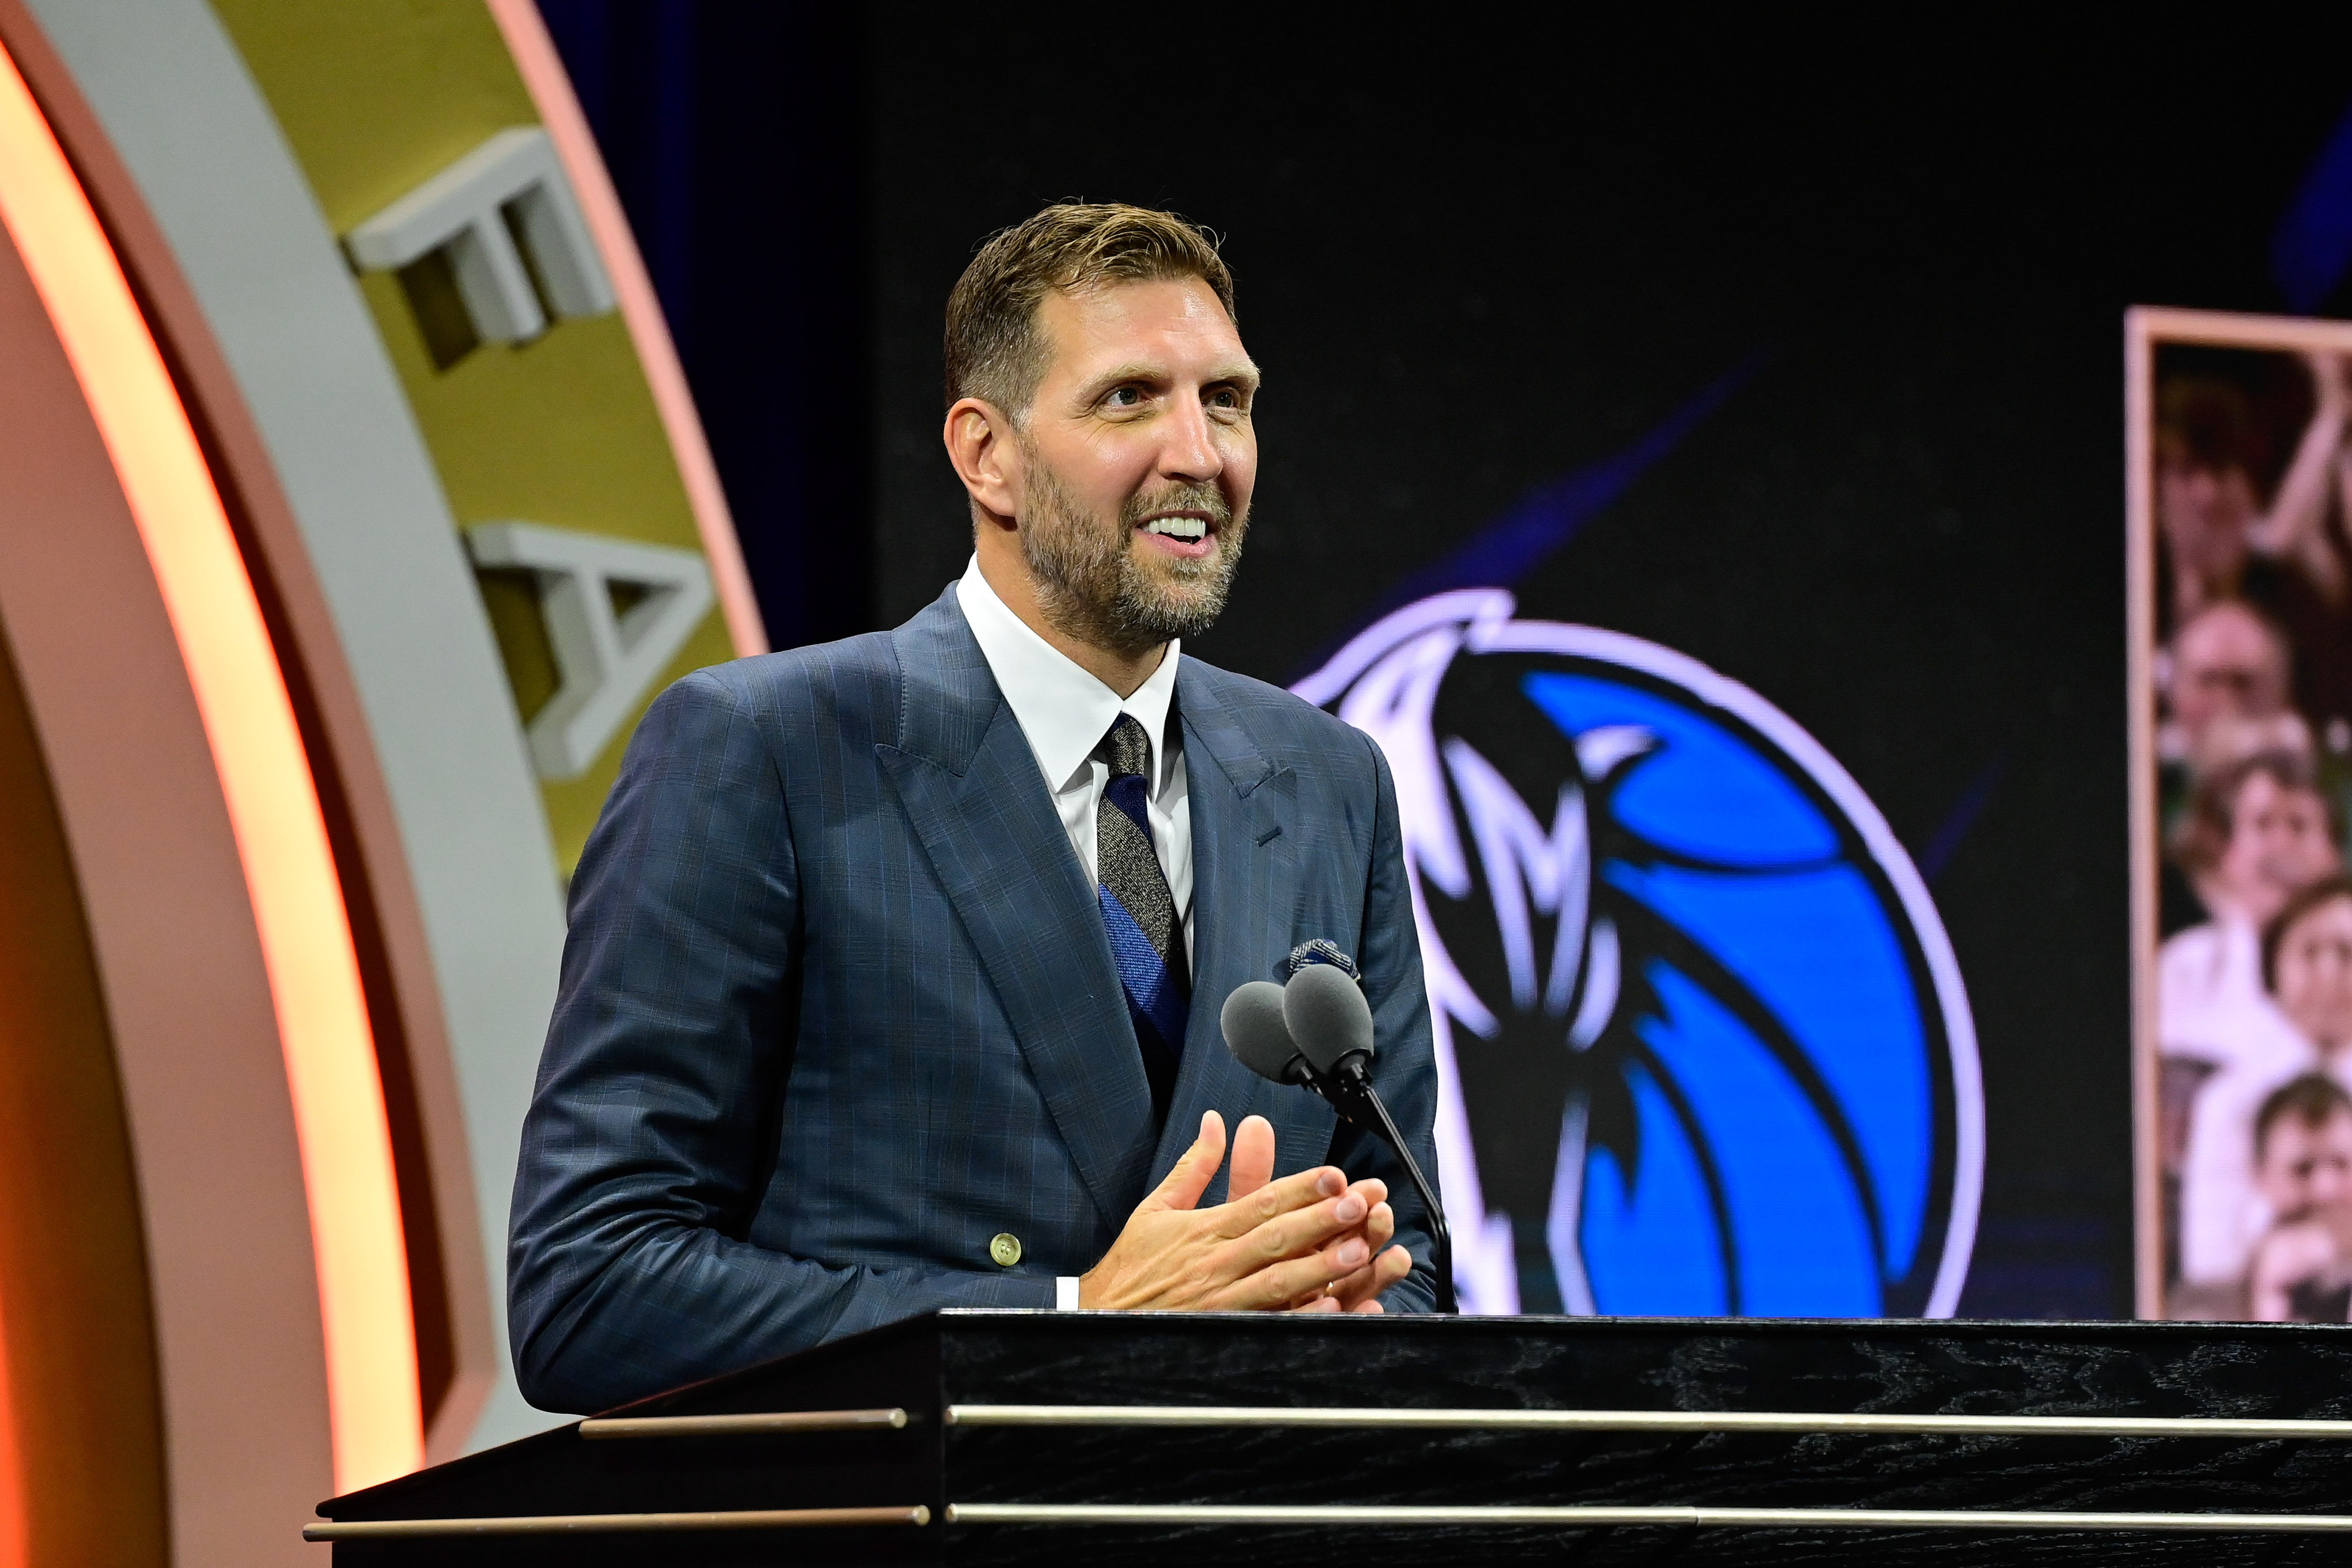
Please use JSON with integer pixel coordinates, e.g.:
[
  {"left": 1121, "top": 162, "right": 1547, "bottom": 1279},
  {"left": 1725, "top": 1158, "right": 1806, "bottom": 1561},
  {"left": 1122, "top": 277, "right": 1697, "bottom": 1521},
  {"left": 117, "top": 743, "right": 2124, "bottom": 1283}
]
[
  {"left": 1208, "top": 387, "right": 1243, "bottom": 409},
  {"left": 1104, "top": 387, "right": 1144, "bottom": 409}
]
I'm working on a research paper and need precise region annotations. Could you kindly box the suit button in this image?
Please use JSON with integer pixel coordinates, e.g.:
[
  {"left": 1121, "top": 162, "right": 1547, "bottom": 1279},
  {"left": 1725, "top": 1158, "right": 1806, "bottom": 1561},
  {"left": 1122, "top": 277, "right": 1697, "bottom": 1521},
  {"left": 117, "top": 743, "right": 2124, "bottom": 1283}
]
[{"left": 989, "top": 1233, "right": 1022, "bottom": 1267}]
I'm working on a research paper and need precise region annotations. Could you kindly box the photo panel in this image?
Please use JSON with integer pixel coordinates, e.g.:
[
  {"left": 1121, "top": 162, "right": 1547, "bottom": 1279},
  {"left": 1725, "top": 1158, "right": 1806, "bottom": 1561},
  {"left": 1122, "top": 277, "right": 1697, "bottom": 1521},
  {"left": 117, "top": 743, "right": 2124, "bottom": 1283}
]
[{"left": 2131, "top": 307, "right": 2352, "bottom": 1321}]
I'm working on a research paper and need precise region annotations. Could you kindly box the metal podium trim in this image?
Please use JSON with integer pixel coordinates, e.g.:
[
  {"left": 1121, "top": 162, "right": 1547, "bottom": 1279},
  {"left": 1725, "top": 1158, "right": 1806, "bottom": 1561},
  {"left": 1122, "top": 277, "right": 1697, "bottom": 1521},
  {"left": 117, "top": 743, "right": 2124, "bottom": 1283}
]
[
  {"left": 579, "top": 1407, "right": 909, "bottom": 1438},
  {"left": 942, "top": 1404, "right": 2352, "bottom": 1439},
  {"left": 941, "top": 1502, "right": 2352, "bottom": 1533},
  {"left": 303, "top": 1505, "right": 931, "bottom": 1539}
]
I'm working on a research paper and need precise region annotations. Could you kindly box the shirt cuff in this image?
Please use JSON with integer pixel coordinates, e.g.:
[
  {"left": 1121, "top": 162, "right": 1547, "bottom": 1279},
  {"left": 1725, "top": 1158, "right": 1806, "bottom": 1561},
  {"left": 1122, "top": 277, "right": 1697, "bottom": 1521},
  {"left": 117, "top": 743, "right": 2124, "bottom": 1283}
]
[{"left": 1055, "top": 1275, "right": 1081, "bottom": 1311}]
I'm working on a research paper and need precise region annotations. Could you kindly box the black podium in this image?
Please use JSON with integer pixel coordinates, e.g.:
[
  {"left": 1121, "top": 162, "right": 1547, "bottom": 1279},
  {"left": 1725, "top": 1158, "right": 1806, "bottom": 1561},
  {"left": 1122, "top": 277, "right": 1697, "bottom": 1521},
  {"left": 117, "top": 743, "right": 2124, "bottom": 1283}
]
[{"left": 309, "top": 1311, "right": 2352, "bottom": 1565}]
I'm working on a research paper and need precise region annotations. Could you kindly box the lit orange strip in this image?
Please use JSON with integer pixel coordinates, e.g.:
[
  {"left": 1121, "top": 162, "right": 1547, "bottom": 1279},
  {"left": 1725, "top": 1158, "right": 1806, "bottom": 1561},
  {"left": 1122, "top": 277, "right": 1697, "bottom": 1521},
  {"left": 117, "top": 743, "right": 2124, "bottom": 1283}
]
[
  {"left": 0, "top": 1291, "right": 20, "bottom": 1567},
  {"left": 0, "top": 44, "right": 422, "bottom": 1492}
]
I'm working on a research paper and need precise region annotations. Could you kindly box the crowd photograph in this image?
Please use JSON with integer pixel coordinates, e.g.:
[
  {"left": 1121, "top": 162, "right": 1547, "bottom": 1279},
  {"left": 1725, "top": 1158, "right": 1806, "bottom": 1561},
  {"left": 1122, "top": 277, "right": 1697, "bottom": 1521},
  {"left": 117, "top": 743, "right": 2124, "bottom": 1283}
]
[{"left": 2149, "top": 321, "right": 2352, "bottom": 1319}]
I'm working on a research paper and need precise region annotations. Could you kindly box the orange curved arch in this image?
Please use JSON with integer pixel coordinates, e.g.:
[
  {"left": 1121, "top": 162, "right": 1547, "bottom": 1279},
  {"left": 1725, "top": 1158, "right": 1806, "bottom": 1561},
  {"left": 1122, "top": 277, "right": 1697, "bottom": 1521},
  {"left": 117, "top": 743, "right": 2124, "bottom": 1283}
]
[
  {"left": 0, "top": 38, "right": 421, "bottom": 1495},
  {"left": 0, "top": 1305, "right": 18, "bottom": 1568}
]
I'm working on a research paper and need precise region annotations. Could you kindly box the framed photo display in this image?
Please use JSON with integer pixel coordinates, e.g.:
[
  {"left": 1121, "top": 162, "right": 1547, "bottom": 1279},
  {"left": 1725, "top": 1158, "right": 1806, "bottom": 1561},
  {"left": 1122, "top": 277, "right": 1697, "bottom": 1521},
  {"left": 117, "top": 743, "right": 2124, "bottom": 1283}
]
[{"left": 2130, "top": 307, "right": 2352, "bottom": 1321}]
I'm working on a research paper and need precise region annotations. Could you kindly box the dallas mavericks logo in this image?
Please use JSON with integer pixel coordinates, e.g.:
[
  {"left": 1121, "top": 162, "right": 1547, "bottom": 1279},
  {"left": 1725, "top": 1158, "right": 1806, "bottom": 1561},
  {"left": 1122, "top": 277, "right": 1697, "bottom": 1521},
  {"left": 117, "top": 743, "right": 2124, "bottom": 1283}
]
[{"left": 1296, "top": 590, "right": 1982, "bottom": 1317}]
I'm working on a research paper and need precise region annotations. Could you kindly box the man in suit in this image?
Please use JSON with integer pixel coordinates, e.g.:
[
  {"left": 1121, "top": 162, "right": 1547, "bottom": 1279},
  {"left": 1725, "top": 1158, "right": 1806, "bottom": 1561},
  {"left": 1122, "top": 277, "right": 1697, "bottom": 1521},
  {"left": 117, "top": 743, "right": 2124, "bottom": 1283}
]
[{"left": 509, "top": 204, "right": 1442, "bottom": 1414}]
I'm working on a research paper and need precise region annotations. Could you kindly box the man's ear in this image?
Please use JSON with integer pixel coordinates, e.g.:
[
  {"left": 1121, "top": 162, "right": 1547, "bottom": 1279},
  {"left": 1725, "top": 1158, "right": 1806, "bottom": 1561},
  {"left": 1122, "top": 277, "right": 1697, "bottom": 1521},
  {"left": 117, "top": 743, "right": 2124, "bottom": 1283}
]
[{"left": 942, "top": 396, "right": 1021, "bottom": 529}]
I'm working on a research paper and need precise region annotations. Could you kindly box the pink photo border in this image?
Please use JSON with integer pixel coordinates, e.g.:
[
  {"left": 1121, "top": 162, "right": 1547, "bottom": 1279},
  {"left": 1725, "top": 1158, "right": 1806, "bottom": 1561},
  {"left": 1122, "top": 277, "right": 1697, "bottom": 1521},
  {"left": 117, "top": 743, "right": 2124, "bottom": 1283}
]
[{"left": 2126, "top": 306, "right": 2352, "bottom": 1316}]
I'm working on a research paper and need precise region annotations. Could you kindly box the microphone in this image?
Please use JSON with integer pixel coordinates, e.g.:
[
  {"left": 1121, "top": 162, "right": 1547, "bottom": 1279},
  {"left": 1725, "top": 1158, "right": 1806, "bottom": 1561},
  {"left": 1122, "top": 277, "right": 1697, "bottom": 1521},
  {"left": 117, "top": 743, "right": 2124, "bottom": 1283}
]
[
  {"left": 1282, "top": 961, "right": 1374, "bottom": 1076},
  {"left": 1219, "top": 982, "right": 1314, "bottom": 1086},
  {"left": 1221, "top": 957, "right": 1456, "bottom": 1313}
]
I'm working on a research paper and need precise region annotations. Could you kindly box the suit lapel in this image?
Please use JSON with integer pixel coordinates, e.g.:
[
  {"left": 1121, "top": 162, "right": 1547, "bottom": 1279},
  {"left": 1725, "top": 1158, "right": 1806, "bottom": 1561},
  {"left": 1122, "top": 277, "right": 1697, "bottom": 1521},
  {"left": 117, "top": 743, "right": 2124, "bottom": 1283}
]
[
  {"left": 1154, "top": 663, "right": 1302, "bottom": 1188},
  {"left": 877, "top": 589, "right": 1155, "bottom": 1232}
]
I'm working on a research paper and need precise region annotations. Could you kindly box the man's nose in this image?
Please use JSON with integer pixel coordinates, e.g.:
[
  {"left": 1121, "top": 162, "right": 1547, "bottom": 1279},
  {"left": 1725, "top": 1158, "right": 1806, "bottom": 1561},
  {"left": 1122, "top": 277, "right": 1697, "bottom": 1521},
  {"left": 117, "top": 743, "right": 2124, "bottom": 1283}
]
[{"left": 1157, "top": 395, "right": 1225, "bottom": 483}]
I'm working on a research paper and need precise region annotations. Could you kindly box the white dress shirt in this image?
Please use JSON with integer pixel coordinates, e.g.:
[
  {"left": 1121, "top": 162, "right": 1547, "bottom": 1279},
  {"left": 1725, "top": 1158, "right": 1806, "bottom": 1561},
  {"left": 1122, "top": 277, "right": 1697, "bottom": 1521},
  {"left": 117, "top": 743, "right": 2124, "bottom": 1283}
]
[
  {"left": 2162, "top": 914, "right": 2325, "bottom": 1288},
  {"left": 2160, "top": 916, "right": 2310, "bottom": 1077},
  {"left": 2179, "top": 1043, "right": 2349, "bottom": 1286},
  {"left": 955, "top": 557, "right": 1193, "bottom": 1313},
  {"left": 954, "top": 556, "right": 1193, "bottom": 962}
]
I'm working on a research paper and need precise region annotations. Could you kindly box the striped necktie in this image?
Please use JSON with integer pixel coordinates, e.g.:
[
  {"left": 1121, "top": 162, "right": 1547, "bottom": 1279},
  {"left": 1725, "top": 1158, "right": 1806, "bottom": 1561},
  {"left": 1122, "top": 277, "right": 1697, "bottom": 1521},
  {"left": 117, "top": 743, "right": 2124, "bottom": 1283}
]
[{"left": 1096, "top": 712, "right": 1187, "bottom": 1124}]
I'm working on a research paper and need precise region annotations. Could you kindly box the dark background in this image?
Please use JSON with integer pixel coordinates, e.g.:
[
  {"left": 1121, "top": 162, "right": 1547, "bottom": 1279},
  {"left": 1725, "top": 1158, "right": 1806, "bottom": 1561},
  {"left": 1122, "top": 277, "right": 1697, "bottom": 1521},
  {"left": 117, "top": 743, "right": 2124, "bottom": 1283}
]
[{"left": 538, "top": 5, "right": 2352, "bottom": 1318}]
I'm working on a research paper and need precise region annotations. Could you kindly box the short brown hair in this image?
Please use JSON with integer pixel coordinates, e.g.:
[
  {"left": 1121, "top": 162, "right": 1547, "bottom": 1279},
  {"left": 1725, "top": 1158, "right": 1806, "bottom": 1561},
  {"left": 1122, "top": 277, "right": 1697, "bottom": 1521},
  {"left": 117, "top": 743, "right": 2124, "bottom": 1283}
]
[
  {"left": 2255, "top": 1072, "right": 2352, "bottom": 1163},
  {"left": 943, "top": 203, "right": 1236, "bottom": 416},
  {"left": 2171, "top": 748, "right": 2327, "bottom": 878},
  {"left": 2156, "top": 377, "right": 2264, "bottom": 479},
  {"left": 2265, "top": 874, "right": 2352, "bottom": 994}
]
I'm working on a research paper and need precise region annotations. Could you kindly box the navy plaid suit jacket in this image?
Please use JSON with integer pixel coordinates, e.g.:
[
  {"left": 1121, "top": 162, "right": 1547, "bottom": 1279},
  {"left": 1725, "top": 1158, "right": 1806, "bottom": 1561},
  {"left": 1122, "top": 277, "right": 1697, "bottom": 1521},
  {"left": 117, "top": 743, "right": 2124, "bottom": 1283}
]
[{"left": 508, "top": 583, "right": 1442, "bottom": 1413}]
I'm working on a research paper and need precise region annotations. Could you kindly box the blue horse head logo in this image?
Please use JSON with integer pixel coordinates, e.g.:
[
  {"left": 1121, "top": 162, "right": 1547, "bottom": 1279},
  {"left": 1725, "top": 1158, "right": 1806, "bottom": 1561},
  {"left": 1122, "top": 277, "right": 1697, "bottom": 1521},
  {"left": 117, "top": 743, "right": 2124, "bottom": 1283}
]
[{"left": 1296, "top": 590, "right": 1982, "bottom": 1317}]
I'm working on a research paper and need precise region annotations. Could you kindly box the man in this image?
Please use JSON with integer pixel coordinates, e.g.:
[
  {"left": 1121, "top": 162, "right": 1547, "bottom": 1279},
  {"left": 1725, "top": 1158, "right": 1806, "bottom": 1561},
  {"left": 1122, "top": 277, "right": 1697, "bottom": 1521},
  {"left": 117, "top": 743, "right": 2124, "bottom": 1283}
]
[
  {"left": 2154, "top": 598, "right": 2308, "bottom": 946},
  {"left": 2242, "top": 1074, "right": 2352, "bottom": 1321},
  {"left": 2162, "top": 748, "right": 2340, "bottom": 1091},
  {"left": 2162, "top": 598, "right": 2296, "bottom": 777},
  {"left": 2181, "top": 877, "right": 2352, "bottom": 1290},
  {"left": 2156, "top": 358, "right": 2352, "bottom": 729},
  {"left": 508, "top": 204, "right": 1442, "bottom": 1414}
]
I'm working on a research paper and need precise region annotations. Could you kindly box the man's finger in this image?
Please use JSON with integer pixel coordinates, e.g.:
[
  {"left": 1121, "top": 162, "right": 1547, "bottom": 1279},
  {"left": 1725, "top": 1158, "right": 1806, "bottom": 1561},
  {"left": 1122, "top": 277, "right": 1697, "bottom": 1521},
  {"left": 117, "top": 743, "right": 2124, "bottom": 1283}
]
[
  {"left": 1212, "top": 1162, "right": 1346, "bottom": 1239},
  {"left": 1140, "top": 1110, "right": 1225, "bottom": 1214},
  {"left": 1318, "top": 1208, "right": 1392, "bottom": 1304},
  {"left": 1231, "top": 1184, "right": 1380, "bottom": 1266},
  {"left": 1331, "top": 1244, "right": 1413, "bottom": 1310},
  {"left": 1221, "top": 1232, "right": 1375, "bottom": 1310},
  {"left": 1232, "top": 1194, "right": 1389, "bottom": 1291},
  {"left": 1227, "top": 1115, "right": 1276, "bottom": 1202}
]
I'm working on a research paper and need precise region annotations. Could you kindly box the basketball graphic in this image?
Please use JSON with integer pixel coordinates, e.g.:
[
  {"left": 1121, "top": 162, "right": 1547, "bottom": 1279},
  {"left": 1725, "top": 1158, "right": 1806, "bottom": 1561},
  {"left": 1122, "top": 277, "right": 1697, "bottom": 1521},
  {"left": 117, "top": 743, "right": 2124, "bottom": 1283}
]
[{"left": 1297, "top": 590, "right": 1982, "bottom": 1317}]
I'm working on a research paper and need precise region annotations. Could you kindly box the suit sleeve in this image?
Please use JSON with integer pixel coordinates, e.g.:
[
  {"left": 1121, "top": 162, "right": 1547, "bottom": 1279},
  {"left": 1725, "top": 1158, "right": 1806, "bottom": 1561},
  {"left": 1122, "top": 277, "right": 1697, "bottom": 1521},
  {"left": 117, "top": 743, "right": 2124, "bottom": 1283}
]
[
  {"left": 507, "top": 670, "right": 1051, "bottom": 1415},
  {"left": 1325, "top": 728, "right": 1445, "bottom": 1314}
]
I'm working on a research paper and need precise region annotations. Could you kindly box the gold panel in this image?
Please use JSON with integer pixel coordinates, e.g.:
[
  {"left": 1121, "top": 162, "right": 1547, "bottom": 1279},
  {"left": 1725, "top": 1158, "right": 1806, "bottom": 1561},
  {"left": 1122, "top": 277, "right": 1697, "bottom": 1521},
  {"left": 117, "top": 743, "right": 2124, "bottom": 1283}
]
[{"left": 213, "top": 0, "right": 734, "bottom": 872}]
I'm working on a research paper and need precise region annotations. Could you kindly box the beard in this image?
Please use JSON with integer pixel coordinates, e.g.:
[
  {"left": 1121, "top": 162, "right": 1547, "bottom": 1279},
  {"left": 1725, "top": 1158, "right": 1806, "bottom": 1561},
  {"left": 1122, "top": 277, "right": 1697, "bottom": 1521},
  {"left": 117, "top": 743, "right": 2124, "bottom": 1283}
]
[{"left": 1017, "top": 444, "right": 1249, "bottom": 657}]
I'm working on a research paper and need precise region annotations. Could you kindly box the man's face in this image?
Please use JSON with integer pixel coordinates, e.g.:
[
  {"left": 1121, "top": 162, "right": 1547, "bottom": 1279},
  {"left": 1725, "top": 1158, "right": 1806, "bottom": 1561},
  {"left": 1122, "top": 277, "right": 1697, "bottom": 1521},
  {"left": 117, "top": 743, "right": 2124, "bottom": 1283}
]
[
  {"left": 2218, "top": 772, "right": 2340, "bottom": 925},
  {"left": 1013, "top": 278, "right": 1258, "bottom": 654},
  {"left": 2159, "top": 459, "right": 2259, "bottom": 584},
  {"left": 2258, "top": 1108, "right": 2352, "bottom": 1218},
  {"left": 2171, "top": 603, "right": 2289, "bottom": 735},
  {"left": 2277, "top": 897, "right": 2352, "bottom": 1050}
]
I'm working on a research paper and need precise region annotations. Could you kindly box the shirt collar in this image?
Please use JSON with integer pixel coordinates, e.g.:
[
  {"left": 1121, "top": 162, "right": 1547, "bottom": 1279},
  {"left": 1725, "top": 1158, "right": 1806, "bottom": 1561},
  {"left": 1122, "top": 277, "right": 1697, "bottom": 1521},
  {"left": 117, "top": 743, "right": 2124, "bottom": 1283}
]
[{"left": 956, "top": 554, "right": 1181, "bottom": 794}]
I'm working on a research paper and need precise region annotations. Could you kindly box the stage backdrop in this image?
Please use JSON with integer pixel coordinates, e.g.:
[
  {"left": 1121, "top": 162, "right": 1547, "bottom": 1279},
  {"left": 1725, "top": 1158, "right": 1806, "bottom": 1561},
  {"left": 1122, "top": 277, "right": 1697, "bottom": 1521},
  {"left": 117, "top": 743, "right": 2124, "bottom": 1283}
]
[{"left": 830, "top": 16, "right": 2352, "bottom": 1320}]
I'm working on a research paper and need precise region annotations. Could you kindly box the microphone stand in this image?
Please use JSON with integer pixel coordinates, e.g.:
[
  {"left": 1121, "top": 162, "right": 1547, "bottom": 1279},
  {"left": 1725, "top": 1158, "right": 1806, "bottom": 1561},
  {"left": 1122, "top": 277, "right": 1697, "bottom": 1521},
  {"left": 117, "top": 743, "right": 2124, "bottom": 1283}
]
[{"left": 1315, "top": 1058, "right": 1456, "bottom": 1314}]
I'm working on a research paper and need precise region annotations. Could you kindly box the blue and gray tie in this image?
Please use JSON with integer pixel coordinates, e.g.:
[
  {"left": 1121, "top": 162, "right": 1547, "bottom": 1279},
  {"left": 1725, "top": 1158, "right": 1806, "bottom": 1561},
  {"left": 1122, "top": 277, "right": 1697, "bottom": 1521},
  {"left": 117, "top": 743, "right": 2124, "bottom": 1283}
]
[{"left": 1096, "top": 713, "right": 1187, "bottom": 1123}]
